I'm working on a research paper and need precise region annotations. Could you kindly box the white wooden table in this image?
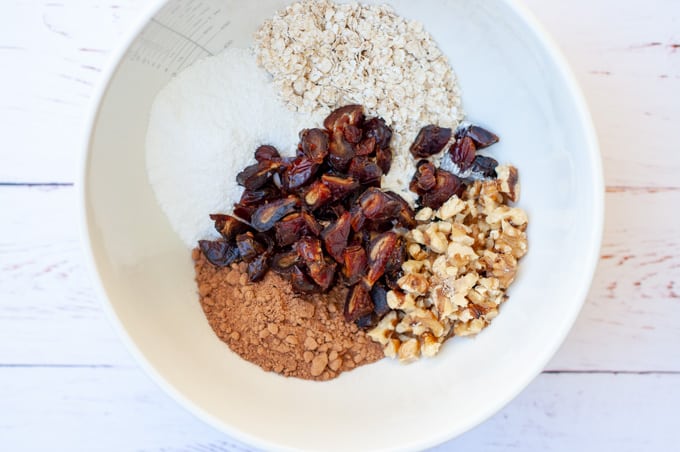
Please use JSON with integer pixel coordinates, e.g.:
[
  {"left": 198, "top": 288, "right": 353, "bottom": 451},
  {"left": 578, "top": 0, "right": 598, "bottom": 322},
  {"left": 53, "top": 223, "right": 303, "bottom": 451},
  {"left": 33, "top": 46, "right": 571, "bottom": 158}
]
[{"left": 2, "top": 1, "right": 679, "bottom": 450}]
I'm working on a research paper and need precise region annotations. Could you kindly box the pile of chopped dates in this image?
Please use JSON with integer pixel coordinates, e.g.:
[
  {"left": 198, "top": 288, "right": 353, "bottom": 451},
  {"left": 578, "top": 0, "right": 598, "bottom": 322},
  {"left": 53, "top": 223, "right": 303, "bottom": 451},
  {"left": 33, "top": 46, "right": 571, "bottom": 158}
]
[
  {"left": 199, "top": 105, "right": 417, "bottom": 326},
  {"left": 199, "top": 104, "right": 511, "bottom": 332}
]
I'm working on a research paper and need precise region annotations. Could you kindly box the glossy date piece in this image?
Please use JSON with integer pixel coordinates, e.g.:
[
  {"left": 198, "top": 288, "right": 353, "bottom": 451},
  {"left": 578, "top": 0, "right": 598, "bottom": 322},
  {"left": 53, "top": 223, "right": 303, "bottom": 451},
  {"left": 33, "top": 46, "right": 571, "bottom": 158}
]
[
  {"left": 409, "top": 160, "right": 437, "bottom": 194},
  {"left": 323, "top": 105, "right": 365, "bottom": 133},
  {"left": 254, "top": 145, "right": 280, "bottom": 163},
  {"left": 209, "top": 214, "right": 250, "bottom": 241},
  {"left": 235, "top": 231, "right": 265, "bottom": 263},
  {"left": 449, "top": 135, "right": 477, "bottom": 171},
  {"left": 354, "top": 137, "right": 376, "bottom": 156},
  {"left": 321, "top": 174, "right": 360, "bottom": 201},
  {"left": 328, "top": 135, "right": 355, "bottom": 172},
  {"left": 270, "top": 251, "right": 300, "bottom": 274},
  {"left": 281, "top": 157, "right": 319, "bottom": 191},
  {"left": 342, "top": 245, "right": 367, "bottom": 285},
  {"left": 464, "top": 125, "right": 499, "bottom": 149},
  {"left": 274, "top": 213, "right": 308, "bottom": 247},
  {"left": 250, "top": 196, "right": 300, "bottom": 232},
  {"left": 410, "top": 125, "right": 452, "bottom": 158},
  {"left": 357, "top": 188, "right": 401, "bottom": 223},
  {"left": 321, "top": 211, "right": 351, "bottom": 263},
  {"left": 239, "top": 186, "right": 280, "bottom": 207},
  {"left": 247, "top": 254, "right": 270, "bottom": 282},
  {"left": 348, "top": 156, "right": 383, "bottom": 186},
  {"left": 199, "top": 240, "right": 240, "bottom": 268},
  {"left": 299, "top": 128, "right": 330, "bottom": 163},
  {"left": 344, "top": 282, "right": 375, "bottom": 323},
  {"left": 470, "top": 155, "right": 499, "bottom": 178},
  {"left": 370, "top": 283, "right": 391, "bottom": 317},
  {"left": 419, "top": 169, "right": 464, "bottom": 210},
  {"left": 365, "top": 231, "right": 398, "bottom": 287},
  {"left": 295, "top": 237, "right": 325, "bottom": 265},
  {"left": 307, "top": 261, "right": 337, "bottom": 291},
  {"left": 363, "top": 117, "right": 392, "bottom": 150},
  {"left": 384, "top": 191, "right": 416, "bottom": 229},
  {"left": 289, "top": 265, "right": 321, "bottom": 294},
  {"left": 303, "top": 180, "right": 333, "bottom": 210},
  {"left": 375, "top": 146, "right": 393, "bottom": 174},
  {"left": 236, "top": 160, "right": 282, "bottom": 190}
]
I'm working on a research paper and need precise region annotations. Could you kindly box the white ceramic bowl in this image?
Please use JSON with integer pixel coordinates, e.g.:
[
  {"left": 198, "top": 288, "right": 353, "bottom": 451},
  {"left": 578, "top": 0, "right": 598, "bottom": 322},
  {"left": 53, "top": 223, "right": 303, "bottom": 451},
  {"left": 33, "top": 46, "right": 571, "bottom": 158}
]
[{"left": 79, "top": 1, "right": 603, "bottom": 450}]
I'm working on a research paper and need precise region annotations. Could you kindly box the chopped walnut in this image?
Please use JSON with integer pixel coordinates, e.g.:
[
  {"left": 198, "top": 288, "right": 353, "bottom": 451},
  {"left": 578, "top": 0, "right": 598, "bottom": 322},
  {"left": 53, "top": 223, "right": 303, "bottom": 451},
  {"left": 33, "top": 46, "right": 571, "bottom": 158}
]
[{"left": 368, "top": 177, "right": 528, "bottom": 360}]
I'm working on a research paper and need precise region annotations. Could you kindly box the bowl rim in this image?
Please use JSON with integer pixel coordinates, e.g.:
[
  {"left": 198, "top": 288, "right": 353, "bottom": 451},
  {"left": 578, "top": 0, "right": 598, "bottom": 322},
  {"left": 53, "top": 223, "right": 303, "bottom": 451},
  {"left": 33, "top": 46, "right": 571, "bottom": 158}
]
[{"left": 77, "top": 1, "right": 604, "bottom": 450}]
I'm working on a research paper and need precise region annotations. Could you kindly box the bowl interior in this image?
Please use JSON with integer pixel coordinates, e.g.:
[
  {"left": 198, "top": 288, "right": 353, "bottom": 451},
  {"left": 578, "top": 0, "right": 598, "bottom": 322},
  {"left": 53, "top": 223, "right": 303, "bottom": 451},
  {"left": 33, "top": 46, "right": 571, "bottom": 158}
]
[{"left": 82, "top": 0, "right": 602, "bottom": 450}]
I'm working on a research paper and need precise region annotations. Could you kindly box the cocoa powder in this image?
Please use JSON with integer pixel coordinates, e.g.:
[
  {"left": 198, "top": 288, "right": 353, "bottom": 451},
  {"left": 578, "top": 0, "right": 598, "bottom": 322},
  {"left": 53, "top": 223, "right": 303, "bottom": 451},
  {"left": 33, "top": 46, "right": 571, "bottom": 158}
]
[{"left": 192, "top": 248, "right": 383, "bottom": 381}]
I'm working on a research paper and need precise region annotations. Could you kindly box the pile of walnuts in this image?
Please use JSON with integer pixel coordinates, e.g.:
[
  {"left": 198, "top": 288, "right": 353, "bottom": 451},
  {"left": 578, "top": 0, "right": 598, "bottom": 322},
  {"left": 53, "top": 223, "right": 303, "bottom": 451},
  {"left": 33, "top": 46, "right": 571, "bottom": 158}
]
[{"left": 368, "top": 166, "right": 527, "bottom": 362}]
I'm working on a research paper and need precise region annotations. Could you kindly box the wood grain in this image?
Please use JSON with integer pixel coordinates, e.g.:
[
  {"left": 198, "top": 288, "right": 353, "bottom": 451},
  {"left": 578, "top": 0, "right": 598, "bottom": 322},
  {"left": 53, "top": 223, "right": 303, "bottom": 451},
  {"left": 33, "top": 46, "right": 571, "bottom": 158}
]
[{"left": 4, "top": 366, "right": 676, "bottom": 451}]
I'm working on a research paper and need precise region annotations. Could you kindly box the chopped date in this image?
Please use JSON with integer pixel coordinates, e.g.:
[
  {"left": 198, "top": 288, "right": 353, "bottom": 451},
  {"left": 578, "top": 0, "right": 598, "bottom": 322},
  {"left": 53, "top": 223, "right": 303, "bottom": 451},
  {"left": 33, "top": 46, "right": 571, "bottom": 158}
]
[
  {"left": 355, "top": 314, "right": 376, "bottom": 329},
  {"left": 375, "top": 146, "right": 392, "bottom": 174},
  {"left": 344, "top": 282, "right": 374, "bottom": 322},
  {"left": 363, "top": 117, "right": 392, "bottom": 150},
  {"left": 239, "top": 186, "right": 280, "bottom": 206},
  {"left": 449, "top": 136, "right": 477, "bottom": 171},
  {"left": 384, "top": 191, "right": 416, "bottom": 229},
  {"left": 236, "top": 160, "right": 281, "bottom": 190},
  {"left": 209, "top": 214, "right": 250, "bottom": 241},
  {"left": 274, "top": 213, "right": 308, "bottom": 247},
  {"left": 282, "top": 157, "right": 319, "bottom": 191},
  {"left": 419, "top": 169, "right": 464, "bottom": 210},
  {"left": 343, "top": 124, "right": 362, "bottom": 144},
  {"left": 250, "top": 196, "right": 300, "bottom": 232},
  {"left": 307, "top": 261, "right": 337, "bottom": 291},
  {"left": 232, "top": 203, "right": 255, "bottom": 222},
  {"left": 358, "top": 188, "right": 401, "bottom": 223},
  {"left": 365, "top": 231, "right": 398, "bottom": 287},
  {"left": 299, "top": 128, "right": 330, "bottom": 163},
  {"left": 354, "top": 137, "right": 376, "bottom": 156},
  {"left": 321, "top": 211, "right": 351, "bottom": 263},
  {"left": 348, "top": 156, "right": 383, "bottom": 186},
  {"left": 370, "top": 283, "right": 391, "bottom": 317},
  {"left": 410, "top": 125, "right": 452, "bottom": 158},
  {"left": 321, "top": 174, "right": 359, "bottom": 201},
  {"left": 199, "top": 240, "right": 240, "bottom": 267},
  {"left": 328, "top": 135, "right": 355, "bottom": 172},
  {"left": 254, "top": 145, "right": 280, "bottom": 163},
  {"left": 236, "top": 231, "right": 265, "bottom": 263},
  {"left": 301, "top": 211, "right": 323, "bottom": 236},
  {"left": 470, "top": 155, "right": 499, "bottom": 178},
  {"left": 271, "top": 251, "right": 300, "bottom": 274},
  {"left": 247, "top": 254, "right": 270, "bottom": 282},
  {"left": 289, "top": 265, "right": 321, "bottom": 294},
  {"left": 323, "top": 104, "right": 364, "bottom": 133},
  {"left": 303, "top": 180, "right": 333, "bottom": 210},
  {"left": 349, "top": 203, "right": 366, "bottom": 232},
  {"left": 295, "top": 237, "right": 325, "bottom": 265},
  {"left": 409, "top": 160, "right": 437, "bottom": 194},
  {"left": 464, "top": 125, "right": 499, "bottom": 149},
  {"left": 342, "top": 246, "right": 368, "bottom": 285}
]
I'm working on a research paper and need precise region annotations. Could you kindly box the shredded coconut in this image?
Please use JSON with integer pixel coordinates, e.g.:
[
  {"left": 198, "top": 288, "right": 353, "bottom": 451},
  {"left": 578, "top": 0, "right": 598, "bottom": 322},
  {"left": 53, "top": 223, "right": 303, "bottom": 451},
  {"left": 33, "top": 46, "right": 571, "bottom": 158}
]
[
  {"left": 255, "top": 0, "right": 464, "bottom": 203},
  {"left": 146, "top": 47, "right": 322, "bottom": 247}
]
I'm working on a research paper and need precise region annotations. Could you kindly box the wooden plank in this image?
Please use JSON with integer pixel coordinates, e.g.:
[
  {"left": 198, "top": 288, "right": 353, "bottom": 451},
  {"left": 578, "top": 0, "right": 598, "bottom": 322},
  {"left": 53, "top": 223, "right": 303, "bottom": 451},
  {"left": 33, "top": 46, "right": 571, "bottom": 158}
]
[
  {"left": 523, "top": 0, "right": 680, "bottom": 188},
  {"left": 0, "top": 0, "right": 145, "bottom": 183},
  {"left": 2, "top": 366, "right": 676, "bottom": 451},
  {"left": 1, "top": 0, "right": 679, "bottom": 186},
  {"left": 1, "top": 185, "right": 679, "bottom": 371}
]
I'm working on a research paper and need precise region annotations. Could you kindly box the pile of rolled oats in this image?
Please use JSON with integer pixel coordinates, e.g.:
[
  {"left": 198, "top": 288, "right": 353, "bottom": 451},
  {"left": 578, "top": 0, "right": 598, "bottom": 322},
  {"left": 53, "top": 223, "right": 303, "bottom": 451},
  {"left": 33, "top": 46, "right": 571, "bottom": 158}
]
[
  {"left": 368, "top": 165, "right": 528, "bottom": 362},
  {"left": 255, "top": 0, "right": 464, "bottom": 198}
]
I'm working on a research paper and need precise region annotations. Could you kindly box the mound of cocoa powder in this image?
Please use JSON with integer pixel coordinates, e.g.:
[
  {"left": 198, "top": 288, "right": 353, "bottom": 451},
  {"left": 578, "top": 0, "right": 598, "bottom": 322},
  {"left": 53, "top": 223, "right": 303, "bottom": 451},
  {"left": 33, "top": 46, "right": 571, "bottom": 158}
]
[{"left": 193, "top": 249, "right": 384, "bottom": 381}]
